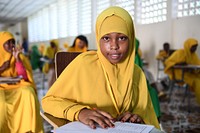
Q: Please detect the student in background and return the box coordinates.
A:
[39,43,45,55]
[42,6,159,129]
[156,42,171,61]
[21,37,29,55]
[0,31,43,133]
[67,35,88,52]
[42,39,59,88]
[156,42,173,89]
[164,38,200,104]
[30,45,43,71]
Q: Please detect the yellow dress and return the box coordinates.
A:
[164,38,200,104]
[42,6,159,129]
[0,31,44,133]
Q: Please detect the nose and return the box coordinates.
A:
[110,39,119,50]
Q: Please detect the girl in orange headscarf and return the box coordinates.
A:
[42,6,159,129]
[0,31,44,133]
[164,38,200,104]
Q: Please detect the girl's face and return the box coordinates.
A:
[190,44,198,53]
[3,39,15,53]
[100,32,129,64]
[76,38,86,49]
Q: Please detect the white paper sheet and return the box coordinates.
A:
[54,121,154,133]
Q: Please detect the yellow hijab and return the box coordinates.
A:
[165,38,200,74]
[96,7,135,113]
[43,39,59,59]
[184,38,199,64]
[42,6,159,128]
[0,31,35,90]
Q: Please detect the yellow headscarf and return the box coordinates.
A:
[165,38,200,74]
[0,32,14,67]
[184,38,199,64]
[42,6,159,128]
[96,6,135,114]
[0,31,35,90]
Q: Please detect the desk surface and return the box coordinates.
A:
[0,76,22,84]
[173,64,200,69]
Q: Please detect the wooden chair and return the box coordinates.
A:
[55,52,81,78]
[40,51,81,130]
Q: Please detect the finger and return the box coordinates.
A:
[120,113,132,122]
[87,119,96,129]
[102,117,115,128]
[96,109,115,121]
[91,116,108,129]
[129,114,138,123]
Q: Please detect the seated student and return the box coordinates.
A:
[42,6,159,129]
[0,31,43,132]
[156,42,172,89]
[67,35,88,52]
[42,39,59,88]
[156,42,171,61]
[164,38,200,104]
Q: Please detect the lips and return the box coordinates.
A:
[110,53,121,60]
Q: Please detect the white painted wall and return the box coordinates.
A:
[3,11,200,81]
[135,16,200,80]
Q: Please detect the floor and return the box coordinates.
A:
[33,69,200,133]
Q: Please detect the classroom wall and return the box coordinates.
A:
[135,16,200,80]
[3,15,200,81]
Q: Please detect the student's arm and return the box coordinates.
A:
[0,61,10,74]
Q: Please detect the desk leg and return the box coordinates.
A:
[168,80,175,103]
[42,73,45,96]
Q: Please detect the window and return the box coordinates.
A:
[137,0,167,24]
[96,0,111,16]
[68,0,78,36]
[176,0,200,18]
[49,3,58,39]
[58,0,68,38]
[114,0,135,19]
[79,0,92,34]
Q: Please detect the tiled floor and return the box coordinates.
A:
[33,69,200,133]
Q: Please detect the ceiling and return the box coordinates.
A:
[0,0,57,27]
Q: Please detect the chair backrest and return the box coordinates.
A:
[55,52,81,79]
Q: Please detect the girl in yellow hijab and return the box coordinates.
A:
[164,38,200,104]
[42,6,159,129]
[0,31,43,133]
[42,39,59,88]
[67,35,88,52]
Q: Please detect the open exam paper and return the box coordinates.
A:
[54,121,155,133]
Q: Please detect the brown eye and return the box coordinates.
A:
[118,36,128,41]
[102,36,110,41]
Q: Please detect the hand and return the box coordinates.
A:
[78,108,115,129]
[0,61,10,72]
[117,111,144,124]
[12,47,22,61]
